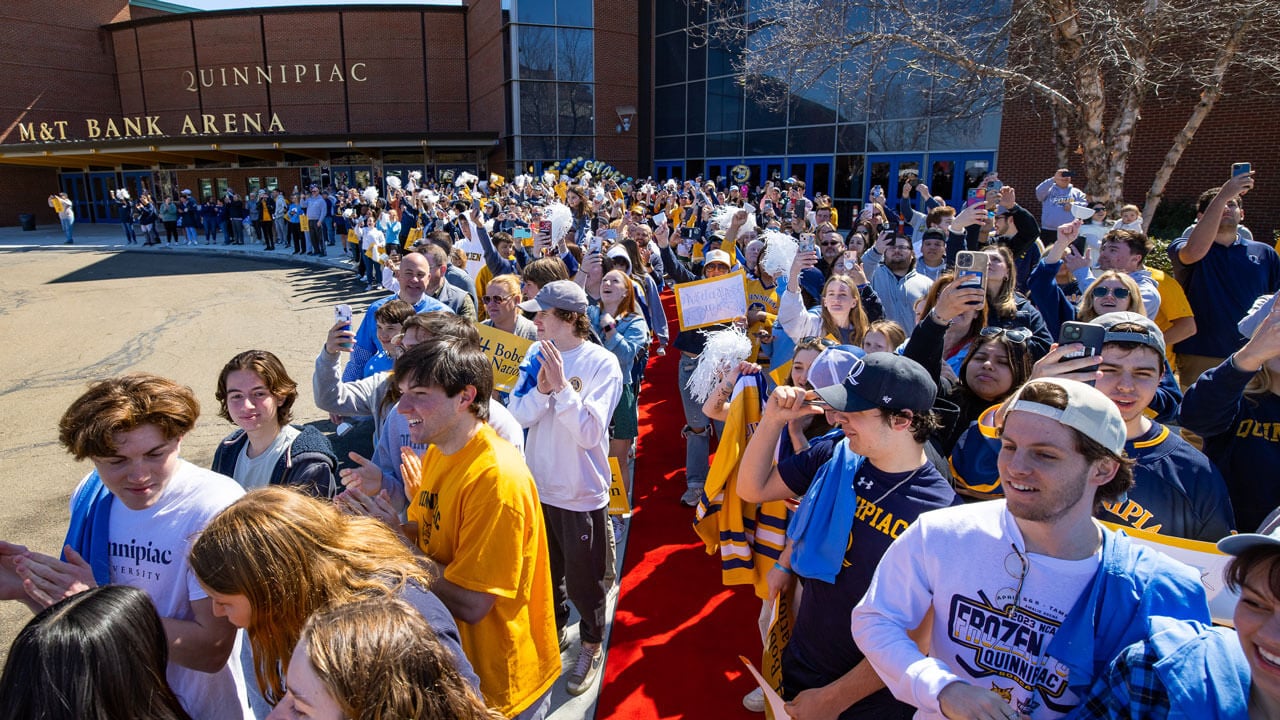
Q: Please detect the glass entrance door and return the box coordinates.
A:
[739,157,783,195]
[865,154,924,203]
[654,161,684,182]
[60,173,87,221]
[926,153,994,205]
[785,156,833,198]
[87,171,121,223]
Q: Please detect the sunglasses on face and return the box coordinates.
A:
[482,294,513,304]
[978,326,1032,343]
[1091,286,1131,300]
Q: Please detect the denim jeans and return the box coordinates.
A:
[60,215,74,241]
[678,355,712,491]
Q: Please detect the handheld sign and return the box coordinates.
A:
[673,269,748,331]
[475,324,534,393]
[608,457,631,517]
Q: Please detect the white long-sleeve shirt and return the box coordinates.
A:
[507,340,622,511]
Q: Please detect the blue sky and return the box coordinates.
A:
[177,0,461,9]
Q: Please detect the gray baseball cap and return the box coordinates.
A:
[518,280,589,314]
[1002,377,1126,455]
[1091,311,1167,360]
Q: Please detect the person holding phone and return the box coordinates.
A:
[904,278,1035,458]
[1168,172,1279,391]
[1035,168,1087,245]
[861,231,934,333]
[1022,314,1232,542]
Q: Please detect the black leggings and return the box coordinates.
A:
[163,220,178,243]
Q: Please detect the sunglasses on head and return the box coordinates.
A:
[1091,286,1131,300]
[799,336,838,348]
[978,326,1032,343]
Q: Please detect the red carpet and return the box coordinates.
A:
[597,294,762,720]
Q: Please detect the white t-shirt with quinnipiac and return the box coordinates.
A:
[84,460,252,719]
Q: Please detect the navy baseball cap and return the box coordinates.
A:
[813,352,936,414]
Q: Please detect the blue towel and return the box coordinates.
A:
[61,471,114,586]
[511,348,543,398]
[787,437,864,584]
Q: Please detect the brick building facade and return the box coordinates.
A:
[0,0,1272,241]
[0,1,640,227]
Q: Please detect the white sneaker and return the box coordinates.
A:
[743,687,766,713]
[566,643,602,696]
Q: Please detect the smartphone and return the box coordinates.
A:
[334,304,354,350]
[1233,162,1252,177]
[987,179,1003,192]
[1059,321,1106,359]
[334,304,353,328]
[680,226,702,240]
[798,233,816,254]
[588,234,602,254]
[601,229,617,241]
[955,251,989,294]
[965,187,987,207]
[538,220,552,234]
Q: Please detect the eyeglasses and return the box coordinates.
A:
[1005,543,1030,611]
[1091,286,1131,300]
[820,241,844,247]
[799,336,838,348]
[978,326,1032,343]
[482,294,513,304]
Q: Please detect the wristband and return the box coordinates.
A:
[773,562,793,575]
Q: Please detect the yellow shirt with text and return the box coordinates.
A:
[408,424,559,716]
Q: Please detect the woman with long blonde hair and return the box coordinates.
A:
[274,596,501,720]
[780,248,883,347]
[188,487,479,708]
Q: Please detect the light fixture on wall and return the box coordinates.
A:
[615,105,636,134]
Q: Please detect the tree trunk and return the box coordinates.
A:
[1141,15,1249,230]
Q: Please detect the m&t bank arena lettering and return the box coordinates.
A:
[16,113,286,142]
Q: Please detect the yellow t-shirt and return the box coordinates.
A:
[474,264,494,322]
[1150,267,1193,365]
[408,424,560,716]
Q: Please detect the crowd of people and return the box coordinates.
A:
[6,163,1280,720]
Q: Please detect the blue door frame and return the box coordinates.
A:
[785,156,833,199]
[60,174,88,221]
[654,161,684,182]
[87,171,122,223]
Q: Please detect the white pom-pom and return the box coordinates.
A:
[409,170,422,182]
[386,175,402,191]
[542,171,557,187]
[686,327,753,404]
[545,203,574,246]
[759,229,799,280]
[454,171,478,188]
[422,189,439,204]
[515,174,529,188]
[711,202,756,236]
[342,208,354,219]
[115,189,131,202]
[361,187,379,205]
